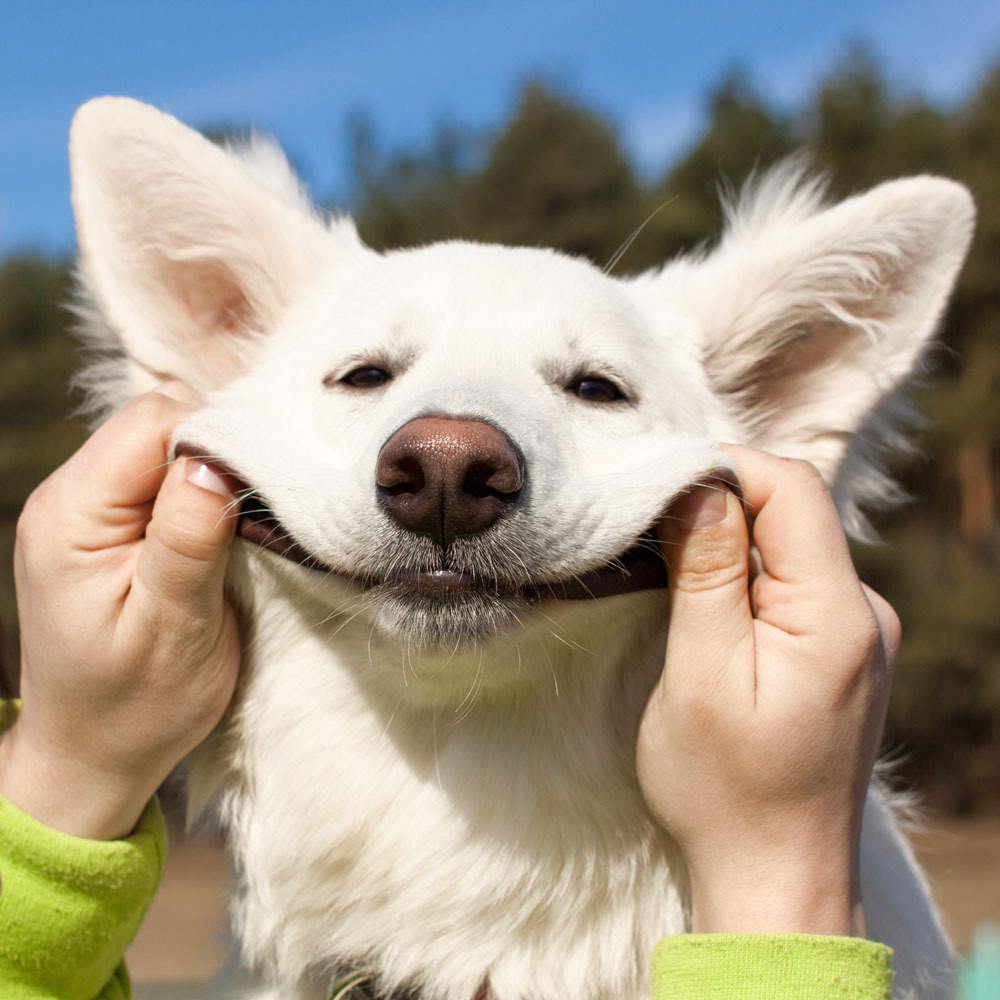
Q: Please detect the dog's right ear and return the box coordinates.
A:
[71,97,365,392]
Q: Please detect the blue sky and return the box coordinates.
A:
[2,0,998,255]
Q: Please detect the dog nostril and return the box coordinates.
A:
[463,460,522,500]
[376,416,524,544]
[377,456,425,496]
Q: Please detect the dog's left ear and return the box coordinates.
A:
[634,165,974,531]
[70,97,366,393]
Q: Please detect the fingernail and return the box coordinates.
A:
[186,458,235,497]
[673,485,730,530]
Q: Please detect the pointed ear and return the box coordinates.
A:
[642,164,974,530]
[71,97,365,391]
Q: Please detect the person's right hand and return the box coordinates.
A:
[636,446,899,936]
[0,386,241,840]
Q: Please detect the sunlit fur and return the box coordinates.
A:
[70,97,973,1000]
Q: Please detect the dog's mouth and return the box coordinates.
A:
[178,445,670,602]
[235,497,668,601]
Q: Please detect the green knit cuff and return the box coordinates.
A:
[0,791,167,999]
[652,934,894,1000]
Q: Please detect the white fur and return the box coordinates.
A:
[68,97,974,1000]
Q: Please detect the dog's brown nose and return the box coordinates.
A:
[376,416,524,546]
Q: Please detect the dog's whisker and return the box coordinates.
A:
[432,706,443,789]
[452,648,485,722]
[603,198,677,275]
[537,637,560,699]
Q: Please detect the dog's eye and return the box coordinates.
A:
[341,366,391,389]
[569,376,625,404]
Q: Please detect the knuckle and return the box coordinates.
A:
[826,606,885,698]
[668,524,748,595]
[672,552,747,594]
[15,486,50,552]
[784,457,829,492]
[882,602,902,647]
[121,390,185,431]
[868,588,902,646]
[152,511,222,565]
[675,568,746,599]
[845,604,882,656]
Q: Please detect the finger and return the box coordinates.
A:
[47,392,196,546]
[151,380,200,405]
[657,484,755,688]
[132,457,240,617]
[719,445,859,598]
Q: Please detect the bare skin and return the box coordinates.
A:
[638,445,898,936]
[0,385,240,840]
[0,400,896,939]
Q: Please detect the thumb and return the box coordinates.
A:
[657,485,754,679]
[134,457,240,615]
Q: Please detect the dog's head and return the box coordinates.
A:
[69,98,974,652]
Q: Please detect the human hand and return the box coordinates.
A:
[0,386,241,840]
[636,445,899,936]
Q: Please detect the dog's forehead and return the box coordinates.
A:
[383,240,613,296]
[309,240,656,354]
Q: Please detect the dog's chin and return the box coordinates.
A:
[365,575,531,647]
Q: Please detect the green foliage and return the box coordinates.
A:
[0,255,87,678]
[353,81,643,264]
[646,69,796,261]
[2,48,998,808]
[465,82,641,260]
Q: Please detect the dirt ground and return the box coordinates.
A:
[908,817,1000,951]
[128,816,1000,991]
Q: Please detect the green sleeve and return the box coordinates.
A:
[652,933,894,1000]
[0,790,167,1000]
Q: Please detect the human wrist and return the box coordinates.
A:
[688,850,865,937]
[0,721,154,840]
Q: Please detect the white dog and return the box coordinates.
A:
[68,97,973,1000]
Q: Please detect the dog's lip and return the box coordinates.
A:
[234,501,669,601]
[235,503,668,600]
[370,544,668,600]
[237,507,324,568]
[174,442,329,570]
[526,540,667,600]
[174,442,739,601]
[383,569,489,594]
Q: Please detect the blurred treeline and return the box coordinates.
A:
[1,48,997,812]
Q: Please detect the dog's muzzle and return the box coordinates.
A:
[173,440,681,600]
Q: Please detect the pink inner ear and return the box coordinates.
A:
[158,257,253,334]
[724,319,871,414]
[141,254,260,385]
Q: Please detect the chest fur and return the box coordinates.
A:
[193,548,687,1000]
